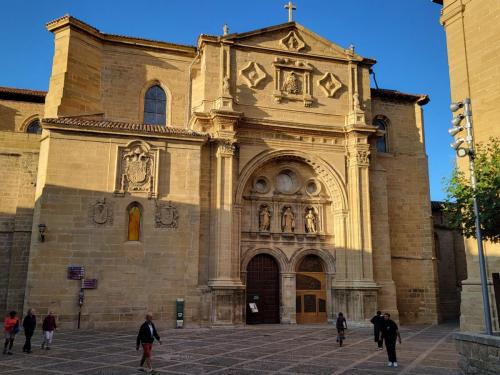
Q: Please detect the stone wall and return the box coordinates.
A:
[0,98,44,132]
[0,131,39,314]
[370,98,438,324]
[24,129,206,328]
[439,0,500,331]
[454,332,500,375]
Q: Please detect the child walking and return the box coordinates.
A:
[41,311,56,350]
[3,311,19,355]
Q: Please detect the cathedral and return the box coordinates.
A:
[0,13,439,328]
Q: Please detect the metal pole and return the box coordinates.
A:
[463,98,493,335]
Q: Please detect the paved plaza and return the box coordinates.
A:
[0,323,461,374]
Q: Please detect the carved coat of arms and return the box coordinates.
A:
[115,141,158,198]
[88,198,113,226]
[155,201,178,229]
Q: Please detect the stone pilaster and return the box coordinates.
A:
[281,272,296,324]
[345,131,374,281]
[208,110,244,325]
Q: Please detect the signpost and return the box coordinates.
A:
[67,266,98,329]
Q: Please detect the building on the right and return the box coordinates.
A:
[433,0,500,331]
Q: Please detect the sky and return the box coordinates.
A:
[0,0,455,200]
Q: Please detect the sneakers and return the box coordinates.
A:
[378,346,384,350]
[387,362,393,367]
[393,362,398,368]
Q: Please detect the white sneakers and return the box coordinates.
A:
[393,362,398,367]
[388,362,393,367]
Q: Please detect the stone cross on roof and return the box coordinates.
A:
[284,1,296,22]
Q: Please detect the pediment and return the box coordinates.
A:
[224,22,364,61]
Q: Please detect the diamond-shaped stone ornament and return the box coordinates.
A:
[240,61,267,88]
[318,72,342,97]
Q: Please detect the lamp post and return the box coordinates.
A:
[449,98,493,335]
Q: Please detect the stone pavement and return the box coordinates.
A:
[0,323,462,374]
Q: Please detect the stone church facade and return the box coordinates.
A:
[1,15,439,328]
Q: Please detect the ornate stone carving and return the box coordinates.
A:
[348,149,370,166]
[318,72,342,98]
[272,58,313,107]
[259,205,271,232]
[282,72,301,94]
[304,207,318,234]
[88,198,113,226]
[281,206,295,233]
[240,61,267,88]
[155,200,178,229]
[115,140,159,198]
[280,30,306,52]
[215,139,237,157]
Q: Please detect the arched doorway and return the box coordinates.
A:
[296,255,327,324]
[246,254,280,324]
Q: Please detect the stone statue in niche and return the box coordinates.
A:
[281,206,295,233]
[304,208,317,234]
[259,206,271,232]
[282,72,300,94]
[88,198,113,226]
[222,75,230,95]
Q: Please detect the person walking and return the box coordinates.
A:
[335,312,348,346]
[136,312,162,374]
[370,310,384,350]
[41,311,56,350]
[380,313,401,367]
[22,309,36,353]
[3,311,20,355]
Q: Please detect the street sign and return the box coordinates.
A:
[68,266,85,280]
[82,279,98,289]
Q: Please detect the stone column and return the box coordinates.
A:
[281,272,296,324]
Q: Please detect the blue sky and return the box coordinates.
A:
[0,0,454,200]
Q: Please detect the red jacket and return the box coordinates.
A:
[3,317,18,333]
[42,315,56,331]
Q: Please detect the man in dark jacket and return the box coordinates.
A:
[380,313,402,368]
[136,312,161,373]
[370,310,383,349]
[22,309,36,353]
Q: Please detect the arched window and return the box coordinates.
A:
[144,85,166,125]
[26,119,41,134]
[373,116,389,153]
[127,203,142,241]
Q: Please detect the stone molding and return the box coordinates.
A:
[279,30,307,52]
[239,61,267,89]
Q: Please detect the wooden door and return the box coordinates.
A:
[246,254,280,324]
[296,255,327,324]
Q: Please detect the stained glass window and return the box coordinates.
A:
[26,119,41,134]
[373,117,389,153]
[144,85,166,125]
[128,204,141,241]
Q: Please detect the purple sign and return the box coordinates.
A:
[68,266,85,280]
[82,279,98,289]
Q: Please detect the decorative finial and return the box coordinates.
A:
[223,24,229,36]
[348,43,355,54]
[284,1,296,22]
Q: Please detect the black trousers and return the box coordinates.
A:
[374,329,382,348]
[384,337,397,362]
[23,333,33,352]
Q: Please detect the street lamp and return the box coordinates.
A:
[449,98,493,335]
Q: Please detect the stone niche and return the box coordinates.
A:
[241,158,331,240]
[272,58,314,107]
